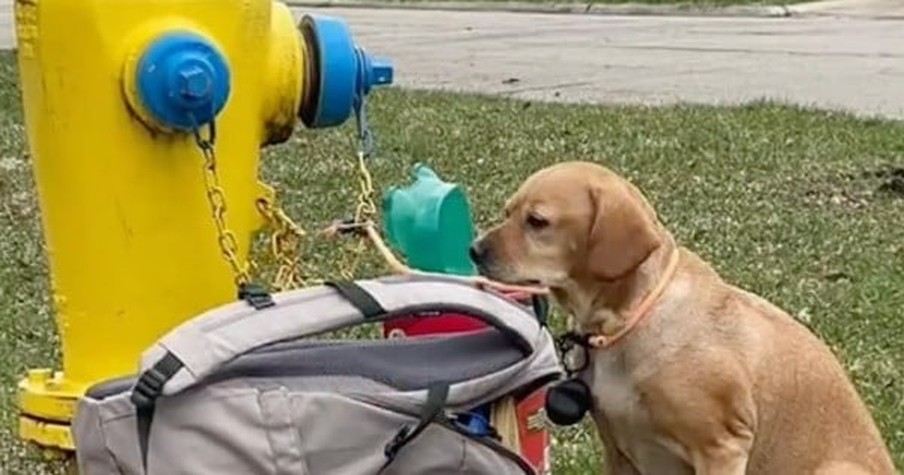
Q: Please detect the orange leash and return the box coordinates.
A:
[322,220,550,297]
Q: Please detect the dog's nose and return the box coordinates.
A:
[469,241,487,264]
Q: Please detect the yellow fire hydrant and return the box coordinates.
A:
[13,0,392,452]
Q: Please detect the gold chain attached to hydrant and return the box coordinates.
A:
[334,150,381,280]
[256,196,308,291]
[192,119,549,302]
[191,119,309,292]
[190,91,384,294]
[354,151,378,223]
[194,125,254,288]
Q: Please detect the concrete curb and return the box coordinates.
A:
[286,0,794,19]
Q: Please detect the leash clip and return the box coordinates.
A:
[556,331,592,376]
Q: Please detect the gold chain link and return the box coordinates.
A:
[337,151,380,279]
[197,140,254,288]
[195,123,545,300]
[354,151,378,223]
[194,94,381,291]
[256,197,308,291]
[189,115,311,294]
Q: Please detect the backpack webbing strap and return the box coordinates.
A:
[531,295,550,327]
[237,282,276,310]
[130,352,185,470]
[324,280,386,319]
[378,382,450,474]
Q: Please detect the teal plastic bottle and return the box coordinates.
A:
[381,163,552,470]
[381,162,490,434]
[382,163,477,276]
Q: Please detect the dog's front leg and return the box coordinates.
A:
[643,355,757,475]
[592,412,641,475]
[689,437,752,475]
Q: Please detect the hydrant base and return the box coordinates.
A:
[18,369,83,452]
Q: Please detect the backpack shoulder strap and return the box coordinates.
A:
[323,280,386,319]
[134,274,546,399]
[129,275,559,470]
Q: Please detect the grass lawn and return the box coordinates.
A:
[1,49,903,473]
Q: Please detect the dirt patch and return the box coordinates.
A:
[874,166,904,197]
[804,165,904,209]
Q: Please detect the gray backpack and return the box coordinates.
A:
[71,274,563,474]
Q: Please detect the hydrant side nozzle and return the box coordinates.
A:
[370,57,394,88]
[355,47,394,97]
[296,14,394,129]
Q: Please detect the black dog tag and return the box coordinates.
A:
[544,378,592,426]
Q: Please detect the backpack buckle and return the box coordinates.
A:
[238,282,275,310]
[383,425,411,459]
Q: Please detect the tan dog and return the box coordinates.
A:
[470,161,895,475]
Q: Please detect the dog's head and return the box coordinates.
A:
[470,161,663,288]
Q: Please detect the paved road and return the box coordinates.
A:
[0,0,10,51]
[2,0,902,119]
[297,7,904,119]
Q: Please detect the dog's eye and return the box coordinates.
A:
[526,213,549,230]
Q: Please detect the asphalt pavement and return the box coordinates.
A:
[1,0,902,119]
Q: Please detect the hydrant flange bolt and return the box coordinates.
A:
[26,369,52,384]
[134,31,231,131]
[178,65,213,101]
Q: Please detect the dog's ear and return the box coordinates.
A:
[586,184,661,280]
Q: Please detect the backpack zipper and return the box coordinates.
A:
[436,417,537,475]
[366,399,537,475]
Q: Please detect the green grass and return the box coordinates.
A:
[1,49,903,473]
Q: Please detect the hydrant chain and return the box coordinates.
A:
[354,96,374,160]
[191,118,253,288]
[254,196,309,291]
[352,92,379,223]
[332,93,382,280]
[354,150,378,223]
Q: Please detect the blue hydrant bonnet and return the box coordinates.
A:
[135,31,231,131]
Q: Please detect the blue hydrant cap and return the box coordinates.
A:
[299,14,394,128]
[135,32,231,131]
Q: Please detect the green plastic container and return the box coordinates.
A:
[382,163,477,276]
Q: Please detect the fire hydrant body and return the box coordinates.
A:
[14,0,392,451]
